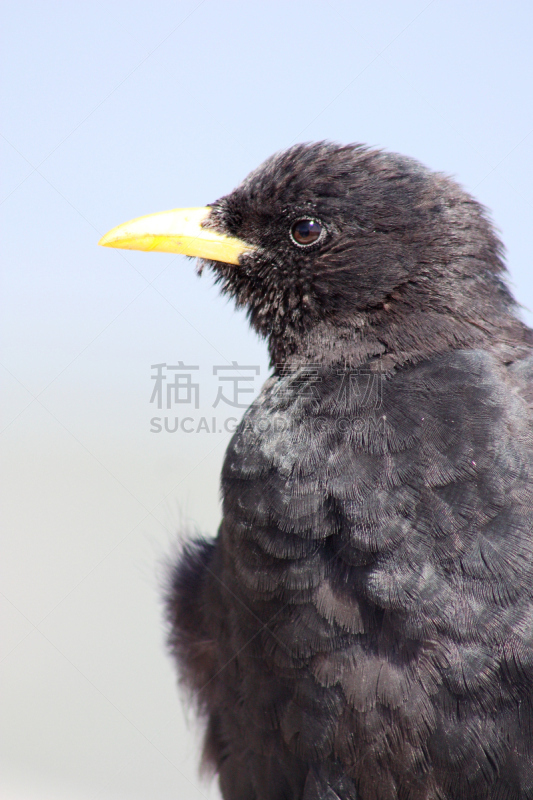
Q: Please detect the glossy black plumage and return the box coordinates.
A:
[165,143,533,799]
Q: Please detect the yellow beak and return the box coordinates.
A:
[98,207,254,266]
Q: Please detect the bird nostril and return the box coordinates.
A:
[290,218,323,246]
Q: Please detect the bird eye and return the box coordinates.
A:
[290,218,323,246]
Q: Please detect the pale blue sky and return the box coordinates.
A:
[2,2,533,798]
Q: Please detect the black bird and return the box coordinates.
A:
[100,143,533,800]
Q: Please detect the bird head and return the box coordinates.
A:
[100,142,521,367]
